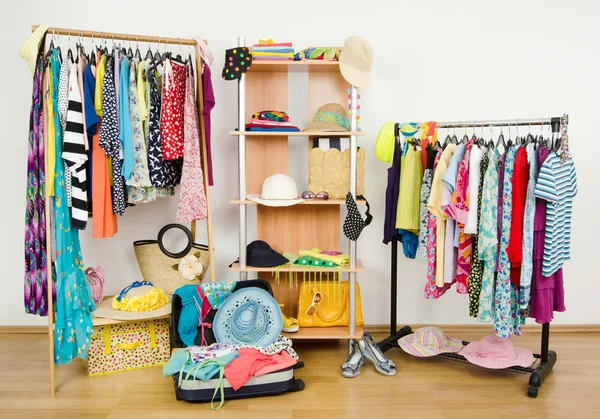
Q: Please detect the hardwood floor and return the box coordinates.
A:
[1,331,599,418]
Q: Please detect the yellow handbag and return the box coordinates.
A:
[297,281,364,327]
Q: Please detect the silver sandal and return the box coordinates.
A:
[341,340,365,378]
[359,333,396,376]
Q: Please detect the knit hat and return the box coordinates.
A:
[304,103,350,132]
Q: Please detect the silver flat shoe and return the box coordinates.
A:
[341,341,365,378]
[359,333,396,376]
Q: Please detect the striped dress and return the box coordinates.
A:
[534,153,578,277]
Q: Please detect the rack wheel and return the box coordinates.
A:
[291,378,305,392]
[528,386,538,398]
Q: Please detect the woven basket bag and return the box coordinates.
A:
[133,224,209,295]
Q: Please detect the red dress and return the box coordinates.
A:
[160,60,186,160]
[507,147,529,287]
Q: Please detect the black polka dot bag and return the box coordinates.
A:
[343,192,373,241]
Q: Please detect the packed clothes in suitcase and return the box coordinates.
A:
[165,279,305,408]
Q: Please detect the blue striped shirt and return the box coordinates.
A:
[534,153,578,277]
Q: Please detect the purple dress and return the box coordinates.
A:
[529,147,566,323]
[24,53,51,316]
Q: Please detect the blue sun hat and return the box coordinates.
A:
[213,287,282,347]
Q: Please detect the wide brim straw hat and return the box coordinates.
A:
[213,287,282,347]
[303,103,350,132]
[339,36,373,88]
[398,326,463,357]
[93,284,171,321]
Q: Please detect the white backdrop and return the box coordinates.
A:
[1,0,598,326]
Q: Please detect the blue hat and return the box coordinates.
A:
[213,287,282,347]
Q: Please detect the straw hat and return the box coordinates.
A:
[339,36,373,88]
[398,326,463,357]
[247,174,305,206]
[459,335,535,369]
[93,282,171,321]
[303,103,350,132]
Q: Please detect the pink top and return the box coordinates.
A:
[224,348,296,390]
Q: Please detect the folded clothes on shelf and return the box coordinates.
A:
[253,39,294,60]
[245,110,299,131]
[294,47,340,61]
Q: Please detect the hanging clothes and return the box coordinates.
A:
[177,64,208,222]
[383,134,401,245]
[468,153,489,317]
[418,147,437,258]
[24,53,50,316]
[396,143,423,234]
[477,149,500,322]
[126,59,154,204]
[427,144,456,287]
[119,57,134,180]
[493,146,525,338]
[529,147,567,323]
[424,148,451,299]
[519,143,538,309]
[507,147,530,287]
[99,55,126,216]
[161,59,186,160]
[202,64,216,186]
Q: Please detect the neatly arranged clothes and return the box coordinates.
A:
[252,40,294,60]
[381,122,576,336]
[245,110,300,131]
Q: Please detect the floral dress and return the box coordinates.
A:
[519,143,538,309]
[493,146,525,338]
[24,53,50,316]
[477,149,500,322]
[125,59,155,204]
[424,149,451,299]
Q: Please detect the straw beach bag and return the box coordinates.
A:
[133,224,210,295]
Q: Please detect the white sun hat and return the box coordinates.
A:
[247,174,305,207]
[339,36,373,88]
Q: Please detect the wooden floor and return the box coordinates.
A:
[1,331,599,418]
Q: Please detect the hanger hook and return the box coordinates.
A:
[516,119,519,137]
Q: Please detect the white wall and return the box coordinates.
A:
[1,0,598,326]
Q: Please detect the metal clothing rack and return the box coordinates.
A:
[376,116,564,399]
[32,25,215,395]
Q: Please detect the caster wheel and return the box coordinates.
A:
[528,386,538,398]
[291,378,305,392]
[176,395,182,401]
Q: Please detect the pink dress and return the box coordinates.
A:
[176,65,208,222]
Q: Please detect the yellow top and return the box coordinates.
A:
[396,146,423,234]
[47,66,56,197]
[137,60,148,123]
[298,249,350,266]
[94,55,107,116]
[427,144,456,286]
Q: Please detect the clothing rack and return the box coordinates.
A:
[376,116,563,399]
[33,25,215,395]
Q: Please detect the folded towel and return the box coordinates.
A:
[298,248,349,266]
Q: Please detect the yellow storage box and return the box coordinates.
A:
[85,318,170,376]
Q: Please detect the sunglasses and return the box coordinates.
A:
[306,291,323,317]
[301,191,329,200]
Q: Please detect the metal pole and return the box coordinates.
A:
[237,36,247,281]
[390,240,398,336]
[418,118,553,129]
[348,85,358,336]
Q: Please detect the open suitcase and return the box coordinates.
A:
[170,279,305,403]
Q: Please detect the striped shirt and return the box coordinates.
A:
[62,64,88,230]
[534,153,578,277]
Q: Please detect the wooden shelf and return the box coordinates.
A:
[230,197,366,206]
[249,60,341,73]
[229,131,367,137]
[230,260,365,273]
[92,314,170,327]
[282,326,363,339]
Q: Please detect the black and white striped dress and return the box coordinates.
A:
[62,64,88,229]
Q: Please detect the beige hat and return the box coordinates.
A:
[303,103,350,132]
[93,283,171,321]
[19,25,48,75]
[247,174,305,206]
[339,36,373,88]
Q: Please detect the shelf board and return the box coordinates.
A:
[229,131,366,137]
[249,60,341,73]
[282,326,363,339]
[230,197,366,206]
[92,314,170,327]
[230,260,365,273]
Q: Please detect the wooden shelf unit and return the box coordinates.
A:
[230,260,366,273]
[282,326,364,340]
[233,36,363,343]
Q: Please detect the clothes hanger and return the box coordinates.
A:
[66,31,74,63]
[145,37,154,61]
[486,124,495,150]
[127,37,134,60]
[451,125,458,144]
[461,123,469,144]
[134,37,143,61]
[525,121,536,146]
[470,122,478,144]
[506,122,514,148]
[442,127,453,148]
[495,125,506,149]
